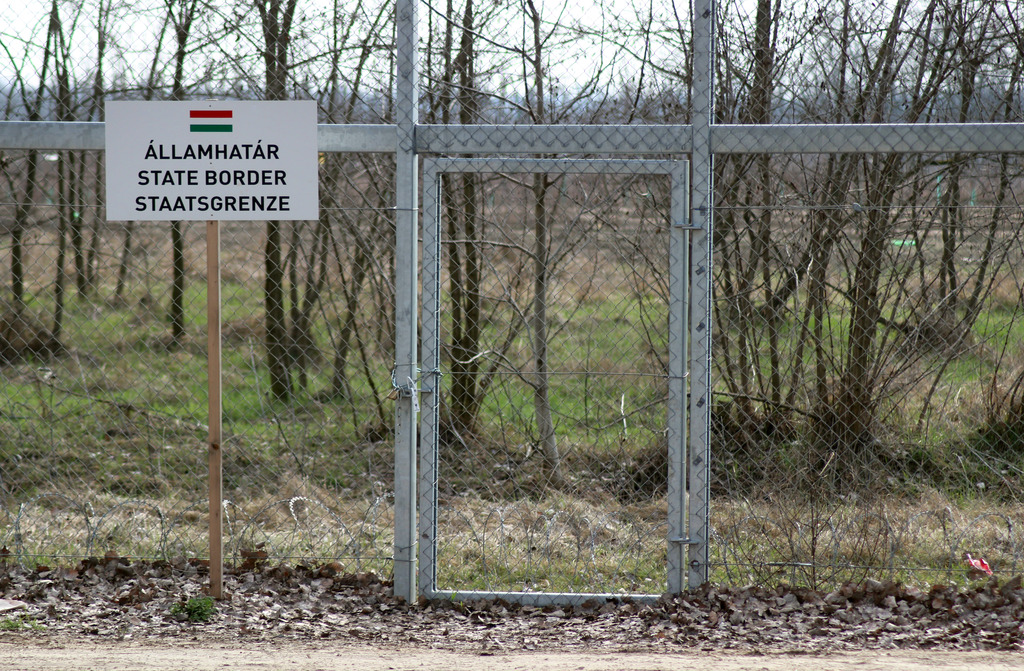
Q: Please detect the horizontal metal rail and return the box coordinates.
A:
[710,123,1024,154]
[417,124,692,154]
[5,121,1024,155]
[424,589,663,608]
[0,121,396,152]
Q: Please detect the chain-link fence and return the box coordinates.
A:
[700,0,1024,591]
[4,0,1024,600]
[1,150,400,574]
[709,148,1024,589]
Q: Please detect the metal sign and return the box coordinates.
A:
[105,100,318,221]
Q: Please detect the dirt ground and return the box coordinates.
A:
[2,640,1023,671]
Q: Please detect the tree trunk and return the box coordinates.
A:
[531,172,564,488]
[525,0,563,487]
[167,0,196,346]
[447,0,484,434]
[257,0,299,401]
[265,222,292,400]
[170,222,186,343]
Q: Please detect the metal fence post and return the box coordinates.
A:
[417,160,442,598]
[667,162,690,594]
[688,0,715,589]
[392,0,420,602]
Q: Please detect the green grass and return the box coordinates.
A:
[170,596,216,623]
[0,613,44,631]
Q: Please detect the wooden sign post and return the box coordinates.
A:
[206,219,223,598]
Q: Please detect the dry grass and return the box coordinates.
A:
[5,468,1023,595]
[712,491,1023,590]
[6,484,394,575]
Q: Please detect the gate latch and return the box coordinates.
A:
[389,368,421,414]
[398,377,421,414]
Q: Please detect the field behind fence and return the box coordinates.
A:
[4,0,1024,598]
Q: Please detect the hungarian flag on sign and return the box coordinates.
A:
[190,109,233,133]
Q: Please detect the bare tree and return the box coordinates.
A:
[115,6,172,304]
[8,0,60,311]
[51,0,75,341]
[702,0,1024,495]
[167,0,200,346]
[523,0,565,487]
[438,0,486,434]
[256,0,300,401]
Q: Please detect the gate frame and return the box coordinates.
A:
[417,156,693,606]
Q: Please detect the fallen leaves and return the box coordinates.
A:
[0,598,28,613]
[0,558,1022,652]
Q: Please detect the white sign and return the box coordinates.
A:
[105,100,318,221]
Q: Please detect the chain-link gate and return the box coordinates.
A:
[417,157,693,604]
